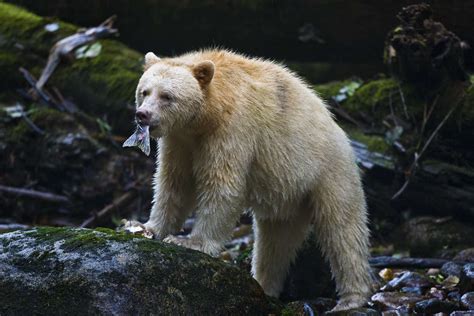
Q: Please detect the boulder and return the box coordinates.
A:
[0,227,279,315]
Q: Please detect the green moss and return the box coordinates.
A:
[0,3,142,135]
[3,107,73,143]
[345,127,391,153]
[343,78,423,119]
[0,2,76,52]
[314,79,355,101]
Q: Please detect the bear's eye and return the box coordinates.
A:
[160,92,172,102]
[142,90,149,97]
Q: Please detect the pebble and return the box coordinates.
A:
[381,271,433,292]
[414,298,458,314]
[441,262,463,278]
[430,287,446,300]
[449,312,474,316]
[371,292,424,310]
[460,264,474,292]
[461,292,474,310]
[325,307,381,316]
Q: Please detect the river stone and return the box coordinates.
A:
[381,271,433,292]
[371,292,424,310]
[461,292,474,310]
[0,227,278,315]
[413,298,458,314]
[325,307,381,316]
[460,264,474,293]
[442,262,463,278]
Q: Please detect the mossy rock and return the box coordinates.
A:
[0,227,279,315]
[0,2,142,135]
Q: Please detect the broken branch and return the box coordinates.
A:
[0,184,70,203]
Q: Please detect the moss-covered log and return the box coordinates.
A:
[0,2,142,135]
[0,227,279,315]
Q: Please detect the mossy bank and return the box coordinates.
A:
[0,2,142,135]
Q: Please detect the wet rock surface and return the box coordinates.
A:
[381,271,433,292]
[460,292,474,310]
[0,227,278,315]
[414,298,458,314]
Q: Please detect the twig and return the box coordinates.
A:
[369,256,468,268]
[36,15,118,90]
[392,98,462,200]
[80,175,149,228]
[0,184,70,203]
[22,110,45,135]
[397,83,409,119]
[79,190,137,228]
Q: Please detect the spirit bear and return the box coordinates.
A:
[127,49,372,310]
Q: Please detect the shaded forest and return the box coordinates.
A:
[0,1,473,315]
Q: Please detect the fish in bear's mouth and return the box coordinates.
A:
[123,124,151,156]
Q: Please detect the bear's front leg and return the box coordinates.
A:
[142,139,196,239]
[164,132,249,256]
[163,172,244,256]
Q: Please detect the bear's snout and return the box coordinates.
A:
[136,109,151,126]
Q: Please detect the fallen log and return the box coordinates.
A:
[369,256,469,268]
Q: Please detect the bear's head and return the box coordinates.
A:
[135,52,215,138]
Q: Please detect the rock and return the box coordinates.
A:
[442,262,463,278]
[393,217,474,257]
[460,264,474,293]
[371,292,424,310]
[381,308,410,316]
[414,298,459,314]
[454,249,474,263]
[450,312,474,316]
[0,228,279,315]
[325,308,381,316]
[400,287,424,295]
[381,271,433,292]
[461,292,474,310]
[283,298,336,315]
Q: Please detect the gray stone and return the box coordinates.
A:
[381,271,433,292]
[414,298,458,314]
[442,262,463,278]
[0,227,278,315]
[325,307,381,316]
[461,292,474,310]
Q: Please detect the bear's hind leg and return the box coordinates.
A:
[251,210,312,297]
[312,177,373,311]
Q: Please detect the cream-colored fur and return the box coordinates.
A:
[129,49,372,310]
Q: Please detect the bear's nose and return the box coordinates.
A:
[135,109,151,125]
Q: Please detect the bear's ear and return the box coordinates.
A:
[192,60,215,86]
[143,52,161,71]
